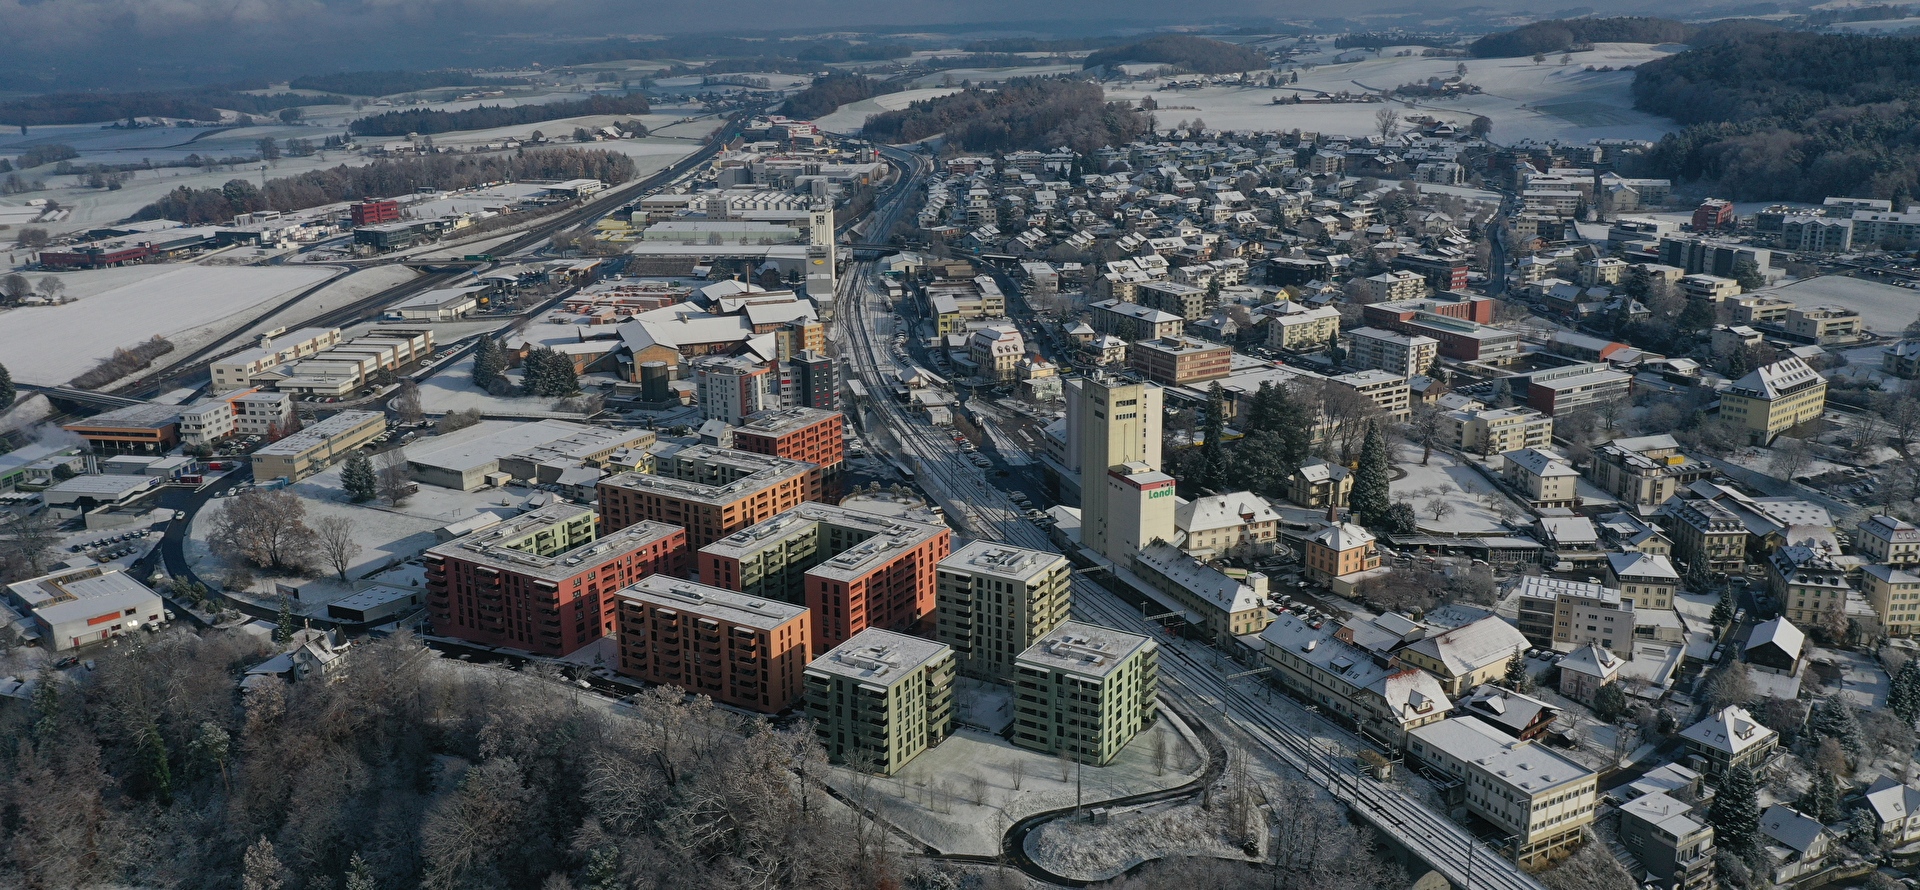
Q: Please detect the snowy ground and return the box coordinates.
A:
[1025,797,1257,881]
[415,355,596,419]
[903,65,1082,87]
[1805,646,1891,710]
[827,717,1204,856]
[815,88,968,133]
[186,425,549,612]
[0,264,336,385]
[253,265,421,332]
[1391,450,1519,534]
[1095,42,1680,145]
[1764,276,1920,337]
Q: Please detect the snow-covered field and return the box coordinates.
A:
[1391,450,1519,534]
[1765,276,1920,335]
[903,65,1082,87]
[1101,42,1680,145]
[415,354,596,419]
[828,718,1203,856]
[814,88,967,133]
[1026,798,1255,881]
[0,264,336,385]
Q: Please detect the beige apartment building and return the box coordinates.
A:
[1408,717,1598,864]
[1502,447,1579,510]
[1857,515,1920,567]
[1863,565,1920,637]
[249,410,386,482]
[1720,356,1827,445]
[1452,406,1553,455]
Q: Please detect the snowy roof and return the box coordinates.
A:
[1618,792,1705,839]
[1607,551,1679,582]
[6,567,160,628]
[1726,356,1823,401]
[1460,685,1558,736]
[1557,643,1622,680]
[1401,616,1528,678]
[615,576,808,631]
[1864,777,1920,827]
[1513,575,1621,605]
[1135,541,1266,614]
[1504,447,1577,478]
[807,629,950,687]
[1759,805,1826,855]
[1535,516,1598,546]
[1310,521,1376,551]
[1744,617,1804,662]
[1016,620,1154,680]
[939,541,1066,584]
[1177,491,1279,535]
[1370,669,1449,723]
[1408,717,1594,795]
[1294,459,1349,484]
[1680,706,1776,757]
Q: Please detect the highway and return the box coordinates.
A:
[838,146,1545,890]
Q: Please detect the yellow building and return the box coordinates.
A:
[1719,356,1827,445]
[1864,565,1920,636]
[1265,302,1342,351]
[1857,515,1920,567]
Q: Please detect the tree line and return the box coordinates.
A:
[862,78,1151,154]
[131,148,639,224]
[289,70,525,97]
[0,88,347,127]
[1083,35,1269,74]
[1630,30,1920,200]
[1467,17,1702,58]
[347,95,651,137]
[779,74,900,121]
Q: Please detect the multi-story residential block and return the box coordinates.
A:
[1305,521,1380,586]
[1128,336,1232,386]
[699,503,951,651]
[1766,542,1853,626]
[1618,793,1717,890]
[1862,565,1920,637]
[425,504,688,656]
[233,391,295,437]
[1265,302,1342,351]
[1720,356,1827,446]
[1289,459,1351,508]
[208,326,343,392]
[1856,515,1920,567]
[1513,576,1634,650]
[1450,406,1553,455]
[1134,280,1211,322]
[1330,369,1412,420]
[1525,363,1633,415]
[935,542,1072,682]
[1884,340,1920,380]
[612,576,812,713]
[731,407,845,502]
[1783,306,1863,344]
[1607,551,1680,610]
[1089,298,1184,342]
[597,446,815,549]
[1398,312,1522,364]
[1346,327,1438,377]
[804,629,955,775]
[1657,498,1748,575]
[1011,621,1159,766]
[967,324,1026,382]
[1365,269,1428,302]
[249,410,387,482]
[1259,612,1451,747]
[1588,435,1710,509]
[1679,706,1778,779]
[1407,717,1598,863]
[1501,447,1579,509]
[1176,492,1279,557]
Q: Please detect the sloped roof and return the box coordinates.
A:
[1177,491,1280,534]
[1402,616,1528,677]
[1744,617,1804,662]
[1680,706,1776,757]
[1369,669,1450,723]
[1727,356,1823,401]
[1864,776,1920,826]
[1505,447,1578,477]
[1759,804,1826,854]
[1310,522,1376,551]
[1557,643,1621,680]
[1608,550,1679,581]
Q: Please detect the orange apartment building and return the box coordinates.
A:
[731,407,846,501]
[424,503,688,656]
[613,576,813,713]
[699,503,952,650]
[597,445,816,549]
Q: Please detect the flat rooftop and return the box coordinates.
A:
[737,406,841,437]
[7,567,158,626]
[615,576,808,631]
[408,419,598,474]
[939,541,1067,585]
[807,628,949,686]
[602,446,815,506]
[1016,620,1152,679]
[1412,717,1594,796]
[255,410,382,457]
[430,504,680,581]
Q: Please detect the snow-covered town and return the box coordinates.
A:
[5,19,1920,890]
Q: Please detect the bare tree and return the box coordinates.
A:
[314,515,362,582]
[378,449,414,506]
[1410,404,1445,464]
[1,507,61,581]
[1769,438,1814,482]
[393,379,424,425]
[207,489,318,572]
[1424,497,1455,522]
[1374,106,1399,141]
[35,276,65,300]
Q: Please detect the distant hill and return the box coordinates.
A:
[861,78,1149,154]
[1082,35,1269,74]
[780,74,900,120]
[1467,17,1696,57]
[289,70,525,97]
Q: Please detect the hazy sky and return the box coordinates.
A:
[0,0,1676,86]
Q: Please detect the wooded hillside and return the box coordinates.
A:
[1083,35,1269,74]
[861,78,1150,153]
[1468,17,1696,57]
[348,95,650,137]
[780,74,901,120]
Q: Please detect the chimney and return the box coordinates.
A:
[1327,502,1339,524]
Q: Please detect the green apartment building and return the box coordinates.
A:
[1012,621,1159,766]
[804,628,955,775]
[935,542,1072,682]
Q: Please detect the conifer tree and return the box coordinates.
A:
[1503,648,1533,692]
[1200,383,1228,490]
[1809,694,1862,756]
[1711,587,1735,631]
[472,336,506,390]
[0,360,13,410]
[1890,658,1920,726]
[341,450,378,503]
[1350,420,1393,530]
[1798,767,1842,823]
[1708,765,1761,856]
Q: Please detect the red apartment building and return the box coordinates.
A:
[612,576,813,713]
[425,504,688,656]
[731,407,846,500]
[350,200,402,226]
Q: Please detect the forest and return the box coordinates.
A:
[1466,17,1698,57]
[347,95,651,137]
[861,78,1151,154]
[1630,31,1920,200]
[0,628,1407,890]
[130,148,638,224]
[779,74,900,120]
[289,70,525,97]
[0,88,344,127]
[1082,36,1269,74]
